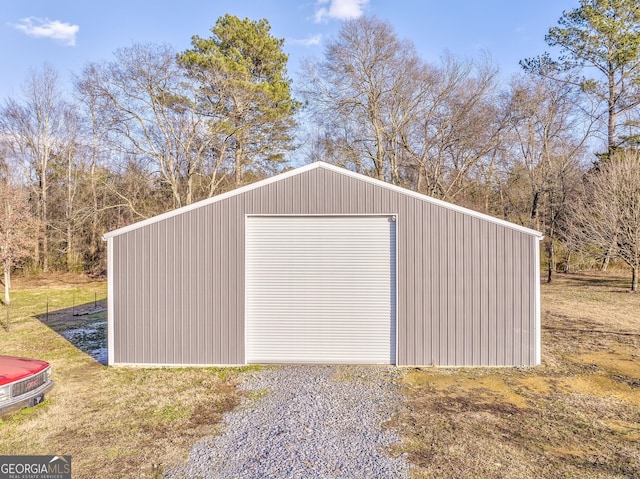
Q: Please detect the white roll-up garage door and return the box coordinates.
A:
[246,216,396,364]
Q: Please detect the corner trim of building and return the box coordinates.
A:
[107,237,115,366]
[534,236,543,365]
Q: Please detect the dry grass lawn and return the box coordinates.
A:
[396,272,640,479]
[0,274,254,479]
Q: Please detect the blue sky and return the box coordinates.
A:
[1,0,578,100]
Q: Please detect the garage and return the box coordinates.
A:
[105,161,542,367]
[245,215,396,364]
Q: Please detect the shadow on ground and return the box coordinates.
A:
[36,299,108,365]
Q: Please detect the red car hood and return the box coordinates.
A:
[0,355,50,385]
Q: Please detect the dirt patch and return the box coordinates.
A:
[396,272,640,479]
[403,370,530,410]
[574,347,640,379]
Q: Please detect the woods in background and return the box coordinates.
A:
[1,1,640,290]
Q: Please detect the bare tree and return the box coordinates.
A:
[77,43,227,211]
[571,150,640,290]
[0,181,38,305]
[301,20,505,208]
[500,74,593,281]
[404,54,505,204]
[300,16,426,182]
[56,105,84,271]
[0,65,76,272]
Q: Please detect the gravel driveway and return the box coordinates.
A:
[164,365,411,478]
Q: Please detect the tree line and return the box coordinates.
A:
[1,1,639,301]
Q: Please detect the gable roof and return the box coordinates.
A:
[103,161,543,239]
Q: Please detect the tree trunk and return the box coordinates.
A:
[4,265,10,307]
[547,239,555,283]
[416,166,424,193]
[67,150,74,272]
[530,190,540,231]
[235,140,244,187]
[371,105,385,181]
[608,70,616,155]
[186,172,193,206]
[601,238,615,271]
[632,266,637,292]
[40,130,50,273]
[89,162,98,261]
[34,195,41,270]
[42,176,49,273]
[66,221,73,272]
[375,154,384,181]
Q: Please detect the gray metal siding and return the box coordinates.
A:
[110,166,539,366]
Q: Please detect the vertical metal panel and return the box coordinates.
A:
[487,223,499,366]
[170,216,182,362]
[107,238,114,365]
[516,236,525,364]
[398,196,411,365]
[454,212,465,365]
[471,218,481,365]
[147,223,157,363]
[433,206,447,364]
[517,235,527,365]
[429,207,439,364]
[524,235,533,363]
[504,229,514,365]
[411,198,423,364]
[446,210,456,365]
[462,215,473,366]
[479,219,489,365]
[233,196,245,361]
[110,165,540,367]
[531,239,537,362]
[495,226,505,365]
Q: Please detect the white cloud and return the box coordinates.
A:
[290,34,322,46]
[12,17,79,46]
[314,0,369,22]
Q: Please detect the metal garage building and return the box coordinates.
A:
[104,161,543,367]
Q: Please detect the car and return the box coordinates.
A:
[0,355,54,417]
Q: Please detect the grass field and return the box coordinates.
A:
[396,272,640,479]
[0,274,254,479]
[1,272,638,478]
